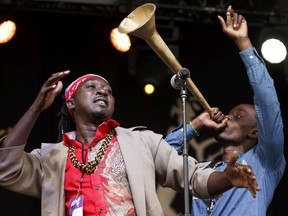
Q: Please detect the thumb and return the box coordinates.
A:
[227,151,238,167]
[54,80,64,95]
[217,15,226,30]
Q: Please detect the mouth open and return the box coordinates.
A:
[93,98,108,106]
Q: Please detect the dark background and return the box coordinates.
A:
[0,0,287,215]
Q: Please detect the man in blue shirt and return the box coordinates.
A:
[165,5,286,216]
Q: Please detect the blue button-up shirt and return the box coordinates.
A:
[165,48,286,216]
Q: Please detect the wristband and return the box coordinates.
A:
[189,121,200,136]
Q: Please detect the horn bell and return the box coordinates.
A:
[118,3,156,40]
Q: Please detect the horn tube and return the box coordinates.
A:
[118,3,212,114]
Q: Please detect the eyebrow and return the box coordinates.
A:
[236,107,255,119]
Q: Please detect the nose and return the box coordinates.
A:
[96,89,108,97]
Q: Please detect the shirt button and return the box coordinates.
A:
[249,55,254,59]
[95,185,100,190]
[98,209,103,214]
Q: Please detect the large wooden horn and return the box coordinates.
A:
[118,3,212,114]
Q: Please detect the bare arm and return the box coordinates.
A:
[1,70,70,148]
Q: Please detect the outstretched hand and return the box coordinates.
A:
[31,70,70,112]
[226,151,260,198]
[217,5,252,51]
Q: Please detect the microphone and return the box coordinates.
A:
[170,68,190,90]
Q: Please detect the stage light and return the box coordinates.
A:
[144,83,155,95]
[261,38,287,64]
[0,20,16,44]
[110,27,131,52]
[259,27,287,64]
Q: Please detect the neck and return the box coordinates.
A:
[75,123,99,146]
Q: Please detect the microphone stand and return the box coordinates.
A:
[171,68,192,216]
[171,68,192,215]
[179,82,192,216]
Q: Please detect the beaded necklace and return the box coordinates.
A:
[69,129,115,174]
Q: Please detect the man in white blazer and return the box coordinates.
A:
[0,71,260,216]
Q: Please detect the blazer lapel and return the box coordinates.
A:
[41,142,67,216]
[115,127,146,216]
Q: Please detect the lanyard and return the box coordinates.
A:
[76,143,86,198]
[207,161,225,215]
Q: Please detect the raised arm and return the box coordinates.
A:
[165,107,227,151]
[1,70,70,148]
[219,6,284,168]
[217,5,252,51]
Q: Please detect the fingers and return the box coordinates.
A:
[212,111,222,119]
[211,107,224,119]
[226,6,233,27]
[228,6,245,29]
[246,172,257,198]
[247,169,261,198]
[237,15,244,27]
[226,152,261,198]
[215,118,228,130]
[249,187,257,198]
[32,70,70,112]
[241,164,260,198]
[39,70,70,101]
[218,5,245,30]
[47,70,70,89]
[232,13,244,29]
[213,112,225,123]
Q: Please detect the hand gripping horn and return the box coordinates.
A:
[118,3,212,114]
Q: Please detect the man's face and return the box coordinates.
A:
[71,77,115,123]
[215,104,257,144]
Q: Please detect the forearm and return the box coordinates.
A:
[1,107,41,148]
[207,171,233,196]
[165,124,197,151]
[234,37,252,51]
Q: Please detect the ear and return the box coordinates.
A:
[248,128,258,139]
[66,99,75,110]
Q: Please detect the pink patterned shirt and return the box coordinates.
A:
[64,120,135,216]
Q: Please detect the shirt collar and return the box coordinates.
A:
[63,119,119,148]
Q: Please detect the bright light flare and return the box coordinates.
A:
[261,38,287,64]
[144,83,155,95]
[0,20,16,44]
[110,27,131,52]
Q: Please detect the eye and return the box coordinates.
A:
[87,84,95,89]
[106,89,112,95]
[235,114,242,118]
[102,86,113,95]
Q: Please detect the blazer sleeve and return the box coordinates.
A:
[139,129,214,198]
[0,138,43,198]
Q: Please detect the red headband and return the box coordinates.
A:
[65,74,108,116]
[65,74,108,101]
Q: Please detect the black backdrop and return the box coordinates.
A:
[0,8,287,216]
